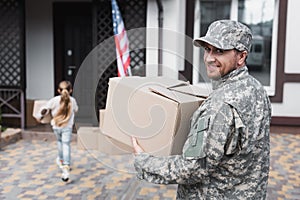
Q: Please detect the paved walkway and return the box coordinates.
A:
[0,131,299,199]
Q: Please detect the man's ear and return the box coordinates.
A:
[238,51,247,66]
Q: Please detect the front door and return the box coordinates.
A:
[53,2,92,94]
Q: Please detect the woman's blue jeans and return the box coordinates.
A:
[53,127,72,166]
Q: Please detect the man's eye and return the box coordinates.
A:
[216,49,224,54]
[204,47,210,52]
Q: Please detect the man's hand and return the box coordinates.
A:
[131,137,145,155]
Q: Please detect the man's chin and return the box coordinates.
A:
[207,73,221,80]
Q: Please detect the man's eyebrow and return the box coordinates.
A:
[202,44,210,48]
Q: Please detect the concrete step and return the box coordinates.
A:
[0,128,22,148]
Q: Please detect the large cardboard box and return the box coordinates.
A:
[101,77,206,156]
[32,100,52,124]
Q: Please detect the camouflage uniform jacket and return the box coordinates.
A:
[134,66,271,200]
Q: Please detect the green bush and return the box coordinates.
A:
[0,108,5,132]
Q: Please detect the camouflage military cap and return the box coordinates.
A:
[193,20,252,52]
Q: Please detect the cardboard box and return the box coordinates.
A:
[32,100,52,124]
[99,109,105,128]
[101,77,206,156]
[98,127,132,154]
[77,127,99,150]
[77,126,132,155]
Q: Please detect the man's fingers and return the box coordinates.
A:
[131,137,144,154]
[131,137,137,146]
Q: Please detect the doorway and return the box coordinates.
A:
[53,2,92,95]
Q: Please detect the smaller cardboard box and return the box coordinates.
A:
[99,109,105,128]
[32,100,52,124]
[98,127,132,155]
[77,126,132,155]
[101,77,206,156]
[77,127,99,150]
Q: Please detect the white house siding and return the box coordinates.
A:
[146,0,186,79]
[272,83,300,117]
[272,0,300,117]
[25,0,54,99]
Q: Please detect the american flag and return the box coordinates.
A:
[111,0,132,77]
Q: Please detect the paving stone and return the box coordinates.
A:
[0,131,299,199]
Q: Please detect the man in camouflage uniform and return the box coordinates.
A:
[132,20,271,199]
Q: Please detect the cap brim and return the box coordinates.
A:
[193,36,221,48]
[193,36,234,50]
[193,38,207,47]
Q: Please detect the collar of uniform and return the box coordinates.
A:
[211,66,249,90]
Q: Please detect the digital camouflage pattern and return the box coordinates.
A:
[134,66,271,199]
[193,20,252,52]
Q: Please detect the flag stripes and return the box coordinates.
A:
[111,0,131,77]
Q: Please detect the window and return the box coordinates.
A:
[192,0,278,95]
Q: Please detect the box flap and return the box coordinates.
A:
[168,85,210,98]
[149,85,205,104]
[149,85,182,103]
[108,76,187,89]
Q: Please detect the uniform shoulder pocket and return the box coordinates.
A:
[183,116,210,159]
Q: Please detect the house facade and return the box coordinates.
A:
[0,0,299,128]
